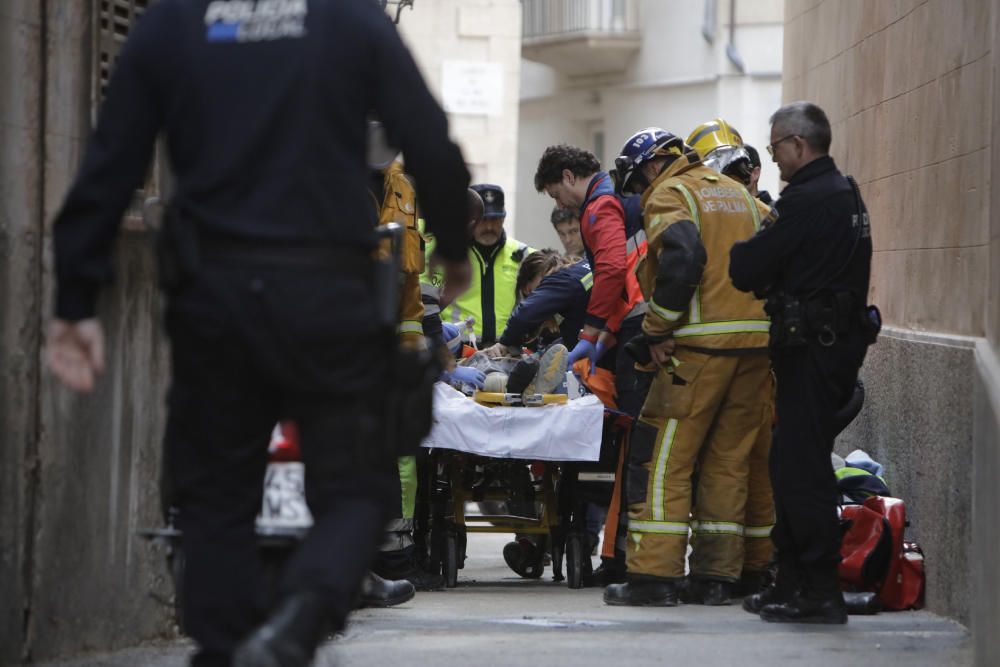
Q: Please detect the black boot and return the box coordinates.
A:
[743,559,800,614]
[732,569,773,597]
[502,539,545,579]
[585,557,627,587]
[232,591,331,667]
[680,577,733,606]
[759,594,848,624]
[759,563,847,624]
[603,577,678,607]
[506,357,539,395]
[356,571,416,608]
[843,591,881,615]
[373,547,445,592]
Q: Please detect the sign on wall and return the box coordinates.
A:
[441,60,504,117]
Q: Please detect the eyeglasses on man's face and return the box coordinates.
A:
[766,134,799,156]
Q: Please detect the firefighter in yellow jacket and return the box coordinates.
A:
[604,128,774,607]
[688,118,777,595]
[370,138,444,590]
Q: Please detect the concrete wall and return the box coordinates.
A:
[516,0,784,252]
[785,1,1000,664]
[0,1,44,663]
[972,340,1000,667]
[837,329,975,623]
[1,1,174,663]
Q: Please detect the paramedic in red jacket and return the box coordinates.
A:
[533,144,646,417]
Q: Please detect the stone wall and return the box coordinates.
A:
[784,1,1000,665]
[837,329,975,624]
[784,0,992,338]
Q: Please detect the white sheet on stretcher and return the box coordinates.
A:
[422,383,604,462]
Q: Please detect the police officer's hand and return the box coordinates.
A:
[431,253,472,308]
[648,337,676,368]
[46,318,106,393]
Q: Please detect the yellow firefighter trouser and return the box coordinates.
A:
[626,348,771,580]
[742,375,775,572]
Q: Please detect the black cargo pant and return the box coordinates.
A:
[163,260,396,667]
[770,335,867,576]
[612,315,644,419]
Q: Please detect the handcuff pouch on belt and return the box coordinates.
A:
[766,291,878,348]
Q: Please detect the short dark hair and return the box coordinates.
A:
[534,145,601,192]
[769,101,832,153]
[550,207,578,228]
[745,144,761,169]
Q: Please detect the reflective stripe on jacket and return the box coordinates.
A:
[420,221,532,344]
[638,154,771,351]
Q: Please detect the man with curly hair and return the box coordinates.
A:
[533,145,646,406]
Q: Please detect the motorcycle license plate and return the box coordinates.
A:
[256,462,314,530]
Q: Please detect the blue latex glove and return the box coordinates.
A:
[446,366,486,389]
[441,322,463,354]
[568,338,599,375]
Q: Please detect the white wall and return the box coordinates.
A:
[515,0,785,252]
[396,0,523,235]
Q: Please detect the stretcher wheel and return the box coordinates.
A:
[566,534,585,589]
[444,533,459,588]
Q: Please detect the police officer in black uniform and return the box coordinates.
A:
[729,102,878,624]
[46,1,470,665]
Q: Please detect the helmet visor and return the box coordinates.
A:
[702,146,750,174]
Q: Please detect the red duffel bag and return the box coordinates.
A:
[839,496,924,610]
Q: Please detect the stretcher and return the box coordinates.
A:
[420,381,619,588]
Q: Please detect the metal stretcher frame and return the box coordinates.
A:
[426,390,610,588]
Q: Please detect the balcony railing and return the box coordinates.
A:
[522,0,639,40]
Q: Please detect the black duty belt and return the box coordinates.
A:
[200,238,373,272]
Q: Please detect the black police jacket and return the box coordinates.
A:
[729,156,872,304]
[53,0,470,320]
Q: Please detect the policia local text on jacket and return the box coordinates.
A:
[618,152,774,596]
[50,2,469,665]
[729,154,874,612]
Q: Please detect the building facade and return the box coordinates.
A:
[514,0,784,251]
[396,0,523,228]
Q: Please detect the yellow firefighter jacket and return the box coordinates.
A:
[638,153,773,351]
[374,161,425,347]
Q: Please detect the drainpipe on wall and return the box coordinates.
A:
[726,0,745,73]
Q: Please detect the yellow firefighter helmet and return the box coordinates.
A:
[686,118,753,185]
[687,118,745,157]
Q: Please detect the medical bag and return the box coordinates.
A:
[839,496,924,610]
